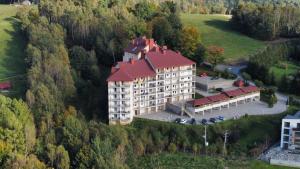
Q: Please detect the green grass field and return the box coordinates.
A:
[270,61,300,81]
[0,5,26,98]
[181,14,266,62]
[135,153,296,169]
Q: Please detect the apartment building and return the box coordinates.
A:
[280,111,300,150]
[107,37,196,125]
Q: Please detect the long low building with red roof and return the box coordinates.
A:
[108,37,196,125]
[186,86,260,115]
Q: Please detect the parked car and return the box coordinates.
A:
[174,118,181,123]
[179,119,187,124]
[216,88,223,92]
[209,118,216,123]
[190,118,196,125]
[201,119,208,125]
[216,116,225,121]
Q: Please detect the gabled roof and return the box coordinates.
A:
[107,59,156,82]
[192,97,212,107]
[207,94,229,102]
[146,49,195,69]
[240,86,259,93]
[124,36,155,54]
[223,88,244,97]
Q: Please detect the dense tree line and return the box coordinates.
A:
[231,2,300,40]
[246,39,300,95]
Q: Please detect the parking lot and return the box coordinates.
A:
[136,93,288,124]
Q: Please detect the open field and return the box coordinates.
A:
[0,5,26,98]
[270,61,300,81]
[134,153,297,169]
[181,14,266,62]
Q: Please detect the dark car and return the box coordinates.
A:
[201,119,208,125]
[190,118,196,125]
[174,118,181,123]
[209,118,216,123]
[216,88,223,92]
[217,116,225,121]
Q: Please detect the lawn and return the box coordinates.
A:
[181,14,266,63]
[134,153,297,169]
[0,5,26,98]
[270,61,300,81]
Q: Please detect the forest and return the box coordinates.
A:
[0,0,300,168]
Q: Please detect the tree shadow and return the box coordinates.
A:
[204,19,234,32]
[1,16,27,98]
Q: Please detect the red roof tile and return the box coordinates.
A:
[207,94,229,102]
[107,59,156,82]
[223,89,244,97]
[192,97,212,107]
[146,49,195,69]
[240,86,259,93]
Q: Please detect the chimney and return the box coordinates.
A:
[130,58,135,64]
[162,46,167,54]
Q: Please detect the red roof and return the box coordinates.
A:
[234,80,244,87]
[0,82,11,90]
[124,36,156,54]
[207,94,229,102]
[192,97,212,107]
[146,49,195,69]
[107,59,156,82]
[240,86,259,93]
[223,88,244,97]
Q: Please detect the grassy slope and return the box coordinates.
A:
[135,153,297,169]
[181,14,265,62]
[0,5,26,98]
[270,61,300,81]
[132,106,299,169]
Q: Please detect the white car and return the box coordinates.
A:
[179,119,187,124]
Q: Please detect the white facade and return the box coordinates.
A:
[108,65,196,125]
[280,111,300,150]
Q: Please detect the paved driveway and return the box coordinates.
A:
[137,93,288,123]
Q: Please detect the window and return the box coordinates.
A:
[114,95,117,98]
[284,136,289,142]
[284,129,289,135]
[114,88,117,92]
[122,94,125,99]
[284,122,290,127]
[121,88,124,92]
[297,123,300,128]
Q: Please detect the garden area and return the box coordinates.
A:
[270,61,300,81]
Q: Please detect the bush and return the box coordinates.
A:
[168,143,177,153]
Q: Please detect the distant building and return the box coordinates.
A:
[280,111,300,150]
[0,82,11,90]
[107,37,196,125]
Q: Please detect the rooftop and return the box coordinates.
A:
[107,59,156,82]
[284,111,300,120]
[146,47,195,69]
[124,36,156,54]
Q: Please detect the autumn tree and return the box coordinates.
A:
[178,26,201,58]
[205,45,225,69]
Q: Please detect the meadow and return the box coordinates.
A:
[181,14,266,63]
[270,61,300,81]
[0,5,26,98]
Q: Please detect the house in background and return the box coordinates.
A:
[280,111,300,150]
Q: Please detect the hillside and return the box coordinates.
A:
[0,5,26,97]
[181,14,266,63]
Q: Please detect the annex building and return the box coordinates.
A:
[280,111,300,150]
[186,86,260,115]
[107,37,196,124]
